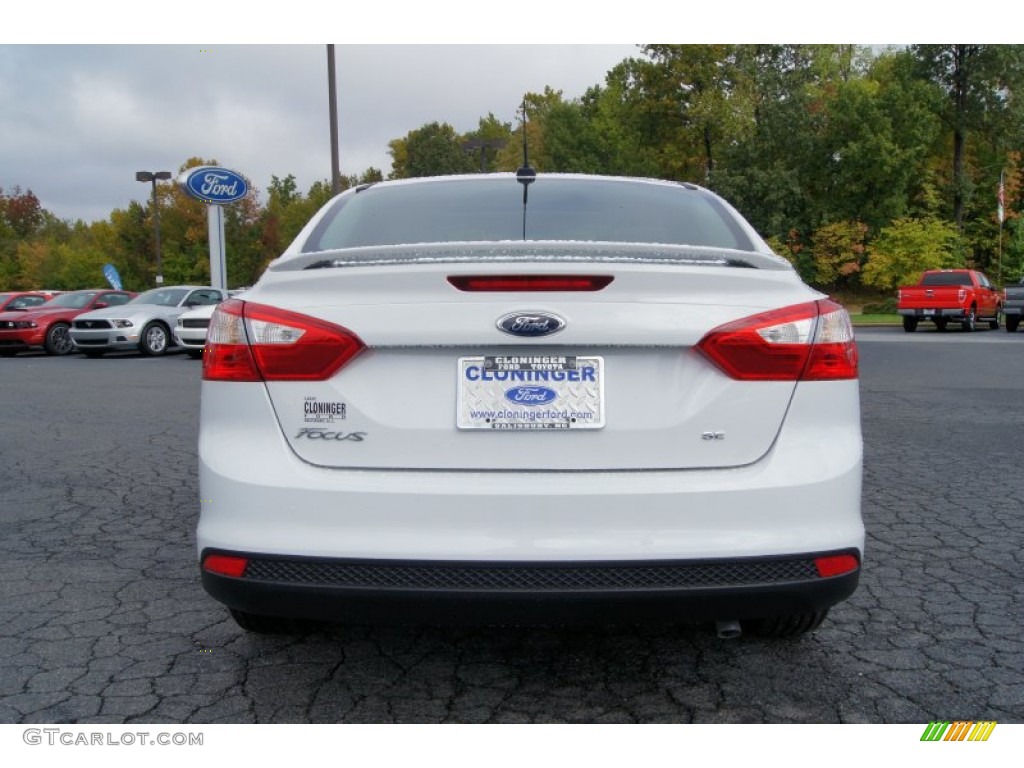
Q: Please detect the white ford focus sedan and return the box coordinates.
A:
[197,173,863,638]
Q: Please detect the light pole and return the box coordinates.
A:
[327,45,341,195]
[461,138,507,173]
[136,170,172,285]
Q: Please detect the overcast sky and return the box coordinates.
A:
[0,44,646,222]
[3,3,1007,224]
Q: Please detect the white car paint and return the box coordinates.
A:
[196,174,864,636]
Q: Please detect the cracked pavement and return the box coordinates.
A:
[1,330,1022,724]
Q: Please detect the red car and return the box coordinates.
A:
[0,291,51,312]
[0,289,136,356]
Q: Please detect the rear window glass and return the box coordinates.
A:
[303,177,753,253]
[921,272,973,287]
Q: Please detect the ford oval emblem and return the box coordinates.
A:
[180,166,249,205]
[496,311,566,337]
[504,386,558,406]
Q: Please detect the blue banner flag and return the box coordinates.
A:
[102,263,122,291]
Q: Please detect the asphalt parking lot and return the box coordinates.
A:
[0,327,1022,724]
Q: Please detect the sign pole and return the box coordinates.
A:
[208,205,227,291]
[179,166,248,292]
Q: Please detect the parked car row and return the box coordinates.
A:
[0,286,228,357]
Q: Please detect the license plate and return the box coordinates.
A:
[923,309,935,315]
[456,355,605,430]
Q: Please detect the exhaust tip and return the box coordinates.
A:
[715,619,742,640]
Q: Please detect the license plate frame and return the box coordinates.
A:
[456,355,605,431]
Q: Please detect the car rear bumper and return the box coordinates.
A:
[898,308,971,319]
[200,550,861,625]
[198,379,864,627]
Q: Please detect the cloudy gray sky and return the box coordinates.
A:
[0,44,645,222]
[2,4,998,224]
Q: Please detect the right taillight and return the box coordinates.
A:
[203,299,365,382]
[696,299,858,381]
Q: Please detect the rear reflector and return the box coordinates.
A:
[696,299,858,381]
[202,553,248,578]
[203,300,365,382]
[814,553,859,578]
[448,275,613,292]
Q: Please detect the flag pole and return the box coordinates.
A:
[998,170,1005,284]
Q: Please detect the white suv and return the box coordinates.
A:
[197,174,863,637]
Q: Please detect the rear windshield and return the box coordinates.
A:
[302,177,754,253]
[921,272,973,287]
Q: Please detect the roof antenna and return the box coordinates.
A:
[516,98,536,187]
[516,98,535,239]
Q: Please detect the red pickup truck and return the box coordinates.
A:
[896,269,1001,332]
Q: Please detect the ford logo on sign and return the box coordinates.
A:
[496,311,566,338]
[504,386,558,406]
[180,166,249,205]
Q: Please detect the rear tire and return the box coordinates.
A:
[229,609,313,634]
[1007,316,1020,333]
[746,609,829,638]
[902,317,918,333]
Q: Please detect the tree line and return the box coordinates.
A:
[4,44,1024,296]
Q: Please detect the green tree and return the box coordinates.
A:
[642,45,745,184]
[461,114,513,172]
[861,218,963,290]
[493,88,573,172]
[109,202,154,291]
[714,45,831,241]
[810,221,869,289]
[912,45,1024,229]
[389,122,474,179]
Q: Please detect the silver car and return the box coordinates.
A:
[70,286,227,357]
[174,289,246,358]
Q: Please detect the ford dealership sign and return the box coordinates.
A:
[180,166,249,205]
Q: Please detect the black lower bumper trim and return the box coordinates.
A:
[200,550,861,626]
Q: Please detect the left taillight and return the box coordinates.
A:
[695,299,858,381]
[203,299,365,382]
